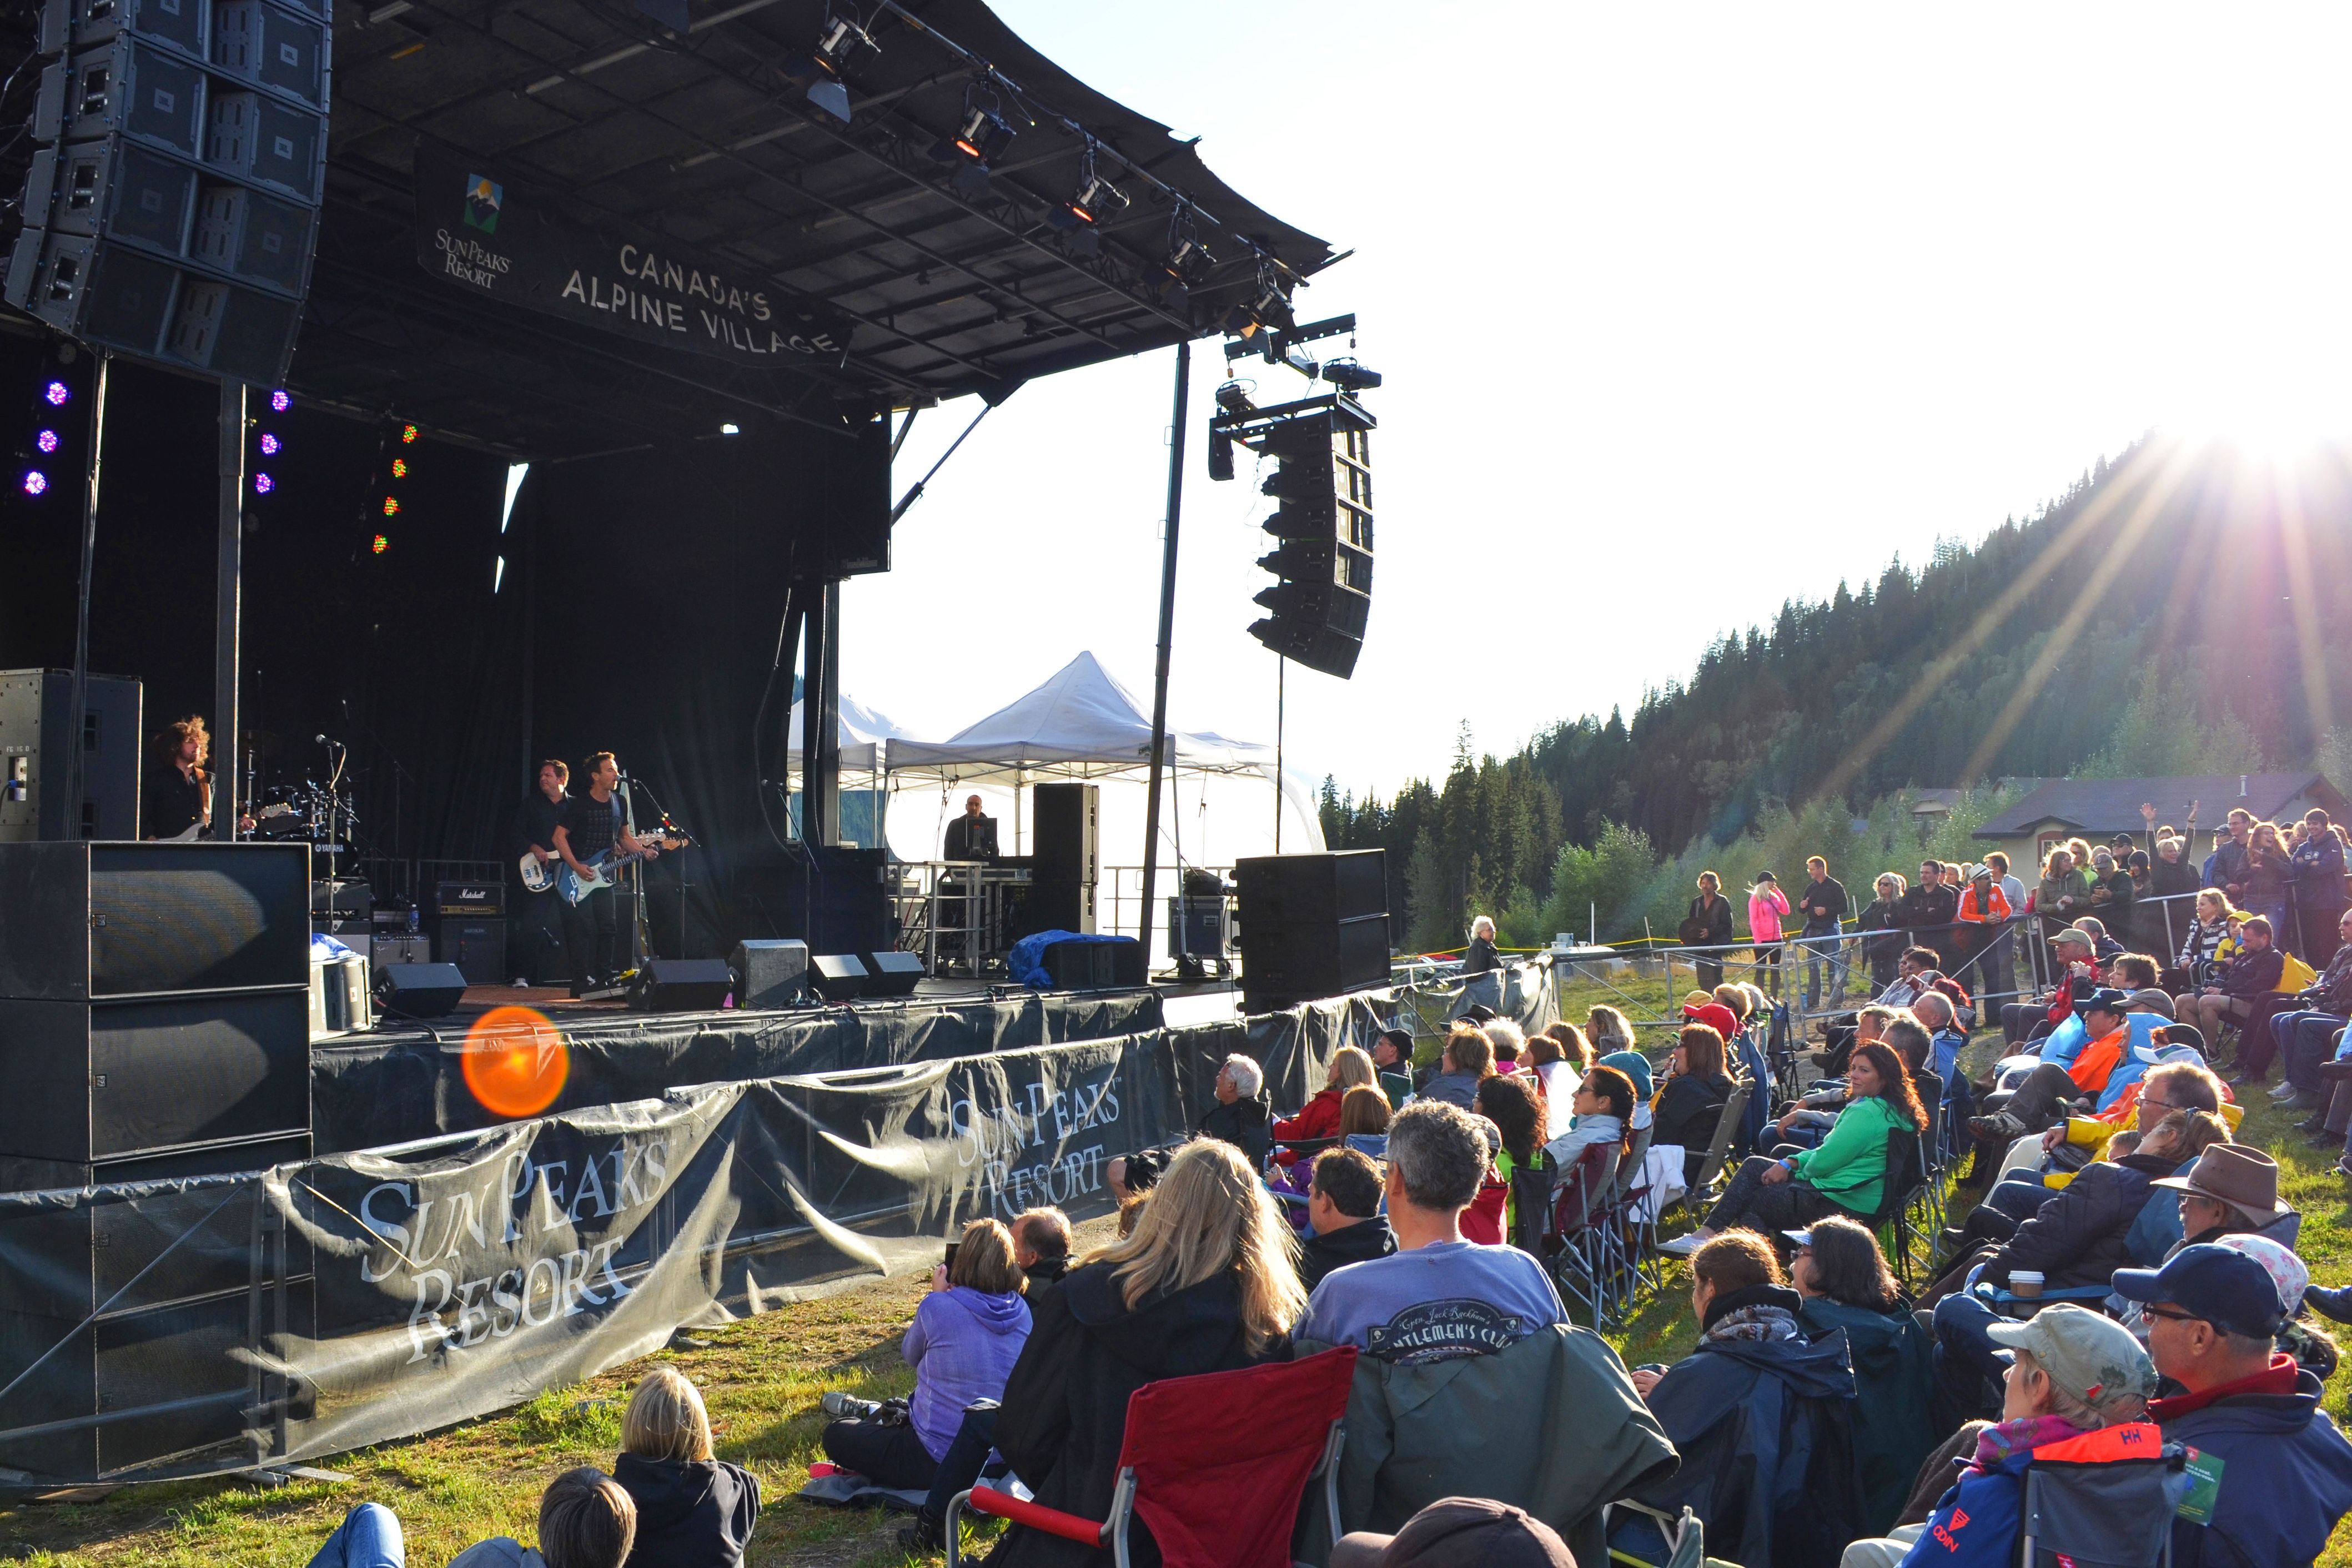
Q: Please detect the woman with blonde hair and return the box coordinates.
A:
[991,1139,1303,1568]
[819,1217,1030,1491]
[1272,1045,1376,1146]
[1587,1005,1635,1056]
[1526,1024,1588,1139]
[614,1365,760,1568]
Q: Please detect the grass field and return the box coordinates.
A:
[8,1019,2352,1568]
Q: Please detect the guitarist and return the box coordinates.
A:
[512,758,571,986]
[552,751,657,991]
[141,717,251,840]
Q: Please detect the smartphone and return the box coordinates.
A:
[943,1241,959,1275]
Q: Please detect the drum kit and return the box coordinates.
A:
[240,730,358,874]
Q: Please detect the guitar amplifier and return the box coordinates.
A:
[437,881,504,918]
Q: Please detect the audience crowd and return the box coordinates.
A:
[296,824,2352,1568]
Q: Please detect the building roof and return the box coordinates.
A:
[1910,788,1968,814]
[1973,774,2348,839]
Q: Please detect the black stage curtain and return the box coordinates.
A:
[0,335,887,954]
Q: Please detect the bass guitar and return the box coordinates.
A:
[532,834,691,906]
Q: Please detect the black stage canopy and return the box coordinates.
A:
[296,0,1337,458]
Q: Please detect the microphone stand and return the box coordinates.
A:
[339,698,416,900]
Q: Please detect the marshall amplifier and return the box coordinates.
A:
[436,881,503,918]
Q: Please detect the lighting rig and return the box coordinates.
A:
[365,418,418,557]
[247,388,290,528]
[15,344,82,502]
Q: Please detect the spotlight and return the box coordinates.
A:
[400,423,419,444]
[36,429,58,453]
[930,83,1017,194]
[790,12,874,123]
[1321,359,1382,392]
[391,457,409,479]
[720,422,740,435]
[1224,262,1295,340]
[1157,205,1215,308]
[270,389,291,413]
[258,433,281,455]
[44,381,69,407]
[254,473,274,494]
[22,469,48,496]
[382,495,400,516]
[371,534,389,554]
[1215,380,1257,415]
[1049,142,1128,248]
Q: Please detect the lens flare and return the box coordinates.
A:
[461,1006,569,1118]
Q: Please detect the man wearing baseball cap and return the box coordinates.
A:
[2113,1243,2352,1565]
[1373,1027,1418,1105]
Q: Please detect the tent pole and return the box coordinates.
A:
[1139,339,1190,968]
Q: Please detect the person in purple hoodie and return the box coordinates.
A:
[818,1218,1033,1490]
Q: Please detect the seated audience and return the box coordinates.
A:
[1105,1149,1165,1208]
[1475,1070,1545,1184]
[1338,1084,1393,1155]
[2188,916,2284,1079]
[450,1468,638,1568]
[612,1366,758,1568]
[1329,1496,1577,1568]
[1837,1306,2157,1568]
[1662,1039,1925,1254]
[1541,1063,1635,1171]
[1595,1039,1657,1133]
[304,1505,404,1568]
[1619,1232,1862,1567]
[1014,1207,1073,1300]
[820,1218,1031,1490]
[1484,1018,1527,1071]
[1789,1217,1936,1535]
[1371,1027,1417,1104]
[1195,1054,1273,1168]
[2265,908,2352,1107]
[1300,1145,1397,1291]
[1526,1024,1589,1139]
[1586,1004,1636,1058]
[1966,988,2138,1152]
[1419,1024,1494,1109]
[1300,1100,1567,1361]
[989,1139,1303,1568]
[1652,1024,1735,1183]
[1274,1046,1379,1145]
[1814,1001,1901,1079]
[2114,1243,2352,1566]
[2002,927,2102,1046]
[2177,889,2236,1001]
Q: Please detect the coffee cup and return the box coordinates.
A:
[2011,1271,2045,1300]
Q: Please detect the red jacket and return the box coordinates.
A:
[1273,1087,1343,1144]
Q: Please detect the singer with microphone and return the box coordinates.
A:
[551,751,656,991]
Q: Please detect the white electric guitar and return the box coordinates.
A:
[524,833,690,905]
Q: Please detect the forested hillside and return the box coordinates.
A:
[1330,436,2352,950]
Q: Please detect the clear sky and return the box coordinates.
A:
[842,4,2352,806]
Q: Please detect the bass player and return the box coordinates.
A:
[551,751,657,991]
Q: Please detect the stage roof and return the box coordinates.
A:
[284,0,1336,458]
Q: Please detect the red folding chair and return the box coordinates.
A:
[945,1345,1357,1568]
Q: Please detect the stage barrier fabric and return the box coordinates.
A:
[0,968,1552,1483]
[310,989,1168,1153]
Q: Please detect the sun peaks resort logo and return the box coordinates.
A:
[463,174,502,234]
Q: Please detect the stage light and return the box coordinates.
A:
[930,83,1017,194]
[270,390,291,413]
[1050,143,1128,245]
[1321,359,1382,392]
[400,423,418,444]
[1157,205,1215,307]
[21,469,48,496]
[258,433,281,455]
[254,473,274,494]
[1224,262,1295,341]
[43,381,68,406]
[720,422,740,435]
[791,12,874,123]
[372,533,389,554]
[382,495,400,516]
[36,429,58,453]
[391,457,409,479]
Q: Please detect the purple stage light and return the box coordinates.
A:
[270,389,291,413]
[259,433,281,455]
[22,470,48,496]
[44,381,69,406]
[36,429,58,453]
[254,473,275,494]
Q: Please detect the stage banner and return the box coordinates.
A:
[410,146,853,368]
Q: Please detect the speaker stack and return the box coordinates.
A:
[0,840,317,1478]
[1234,850,1391,1013]
[0,669,144,843]
[433,878,506,984]
[4,0,331,383]
[1024,781,1098,936]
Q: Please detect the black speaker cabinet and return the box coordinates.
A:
[373,962,468,1019]
[860,950,925,998]
[0,668,143,842]
[1233,850,1387,927]
[1032,782,1099,884]
[731,938,807,1009]
[1022,879,1097,938]
[436,918,507,985]
[809,953,868,1002]
[1042,937,1146,991]
[0,840,311,1000]
[627,958,733,1012]
[1236,851,1391,1011]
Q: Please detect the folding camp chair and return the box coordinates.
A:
[1545,1139,1621,1328]
[945,1346,1358,1568]
[1857,1127,1925,1284]
[2017,1425,2187,1566]
[1672,1076,1752,1222]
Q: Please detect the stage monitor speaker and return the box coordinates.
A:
[6,0,329,384]
[628,958,733,1012]
[1233,849,1387,926]
[809,953,868,1002]
[1032,782,1099,886]
[374,962,467,1019]
[859,949,924,998]
[436,918,506,986]
[0,840,309,999]
[732,939,808,1009]
[0,669,143,842]
[1042,937,1145,991]
[1240,398,1374,680]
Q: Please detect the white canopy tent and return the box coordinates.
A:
[785,692,907,777]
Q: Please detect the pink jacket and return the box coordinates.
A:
[1748,886,1790,943]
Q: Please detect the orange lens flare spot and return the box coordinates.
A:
[461,1006,569,1118]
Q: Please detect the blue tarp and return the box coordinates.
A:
[1006,929,1138,988]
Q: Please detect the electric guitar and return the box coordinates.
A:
[531,834,691,905]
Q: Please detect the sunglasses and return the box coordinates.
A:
[2140,1303,2204,1325]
